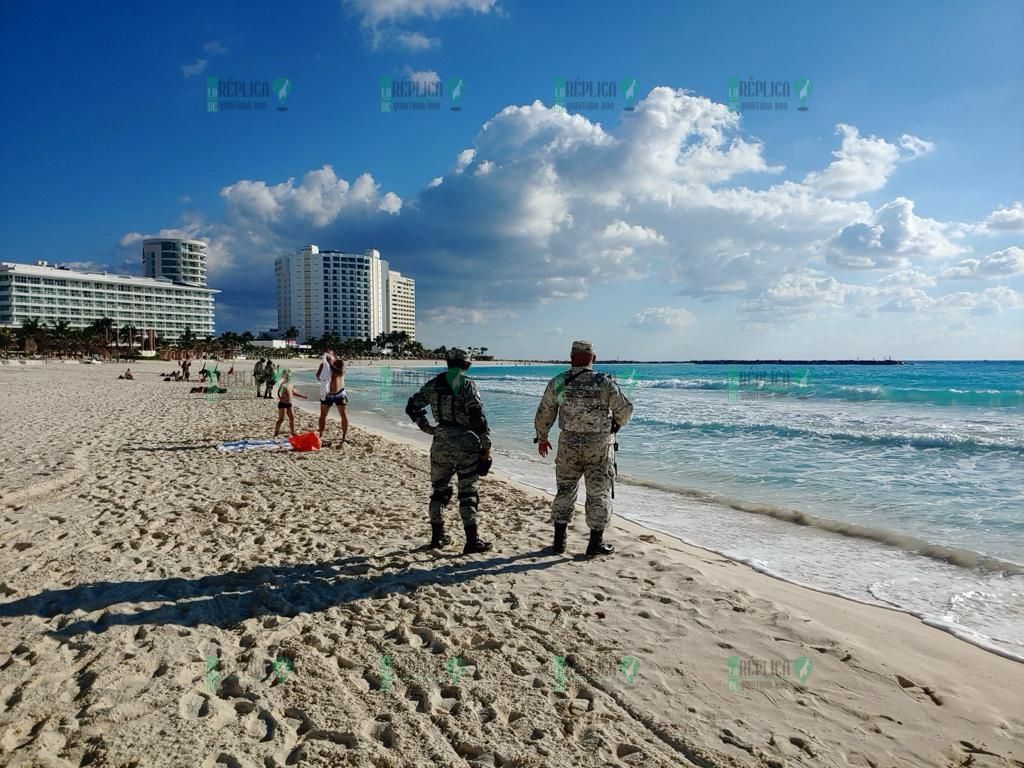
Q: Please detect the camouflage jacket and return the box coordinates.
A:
[534,366,634,442]
[406,372,491,450]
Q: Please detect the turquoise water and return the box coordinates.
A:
[304,361,1024,659]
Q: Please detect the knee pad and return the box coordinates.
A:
[431,484,454,506]
[457,489,478,505]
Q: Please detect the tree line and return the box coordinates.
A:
[0,319,490,361]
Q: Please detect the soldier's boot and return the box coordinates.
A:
[429,522,452,549]
[585,528,614,557]
[552,523,568,554]
[462,524,493,555]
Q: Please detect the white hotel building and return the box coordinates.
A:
[275,245,416,342]
[0,238,216,338]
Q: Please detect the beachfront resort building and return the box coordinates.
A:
[275,244,416,342]
[385,270,416,341]
[142,238,209,287]
[0,260,217,339]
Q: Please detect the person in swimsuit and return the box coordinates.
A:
[317,354,349,444]
[274,370,307,437]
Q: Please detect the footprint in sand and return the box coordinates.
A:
[895,674,944,706]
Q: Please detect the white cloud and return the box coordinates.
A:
[825,197,964,269]
[131,86,1015,339]
[983,202,1024,231]
[346,0,499,26]
[395,31,440,50]
[878,268,937,288]
[220,165,398,227]
[941,246,1024,279]
[404,68,440,87]
[379,192,403,214]
[181,40,228,78]
[203,40,229,56]
[600,220,666,245]
[740,270,850,318]
[803,124,933,198]
[629,306,695,329]
[181,59,209,78]
[345,0,499,49]
[452,149,475,173]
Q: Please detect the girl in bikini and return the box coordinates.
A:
[274,370,307,437]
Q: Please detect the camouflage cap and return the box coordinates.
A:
[571,340,594,355]
[446,347,470,364]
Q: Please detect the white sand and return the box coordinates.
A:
[1,360,1021,767]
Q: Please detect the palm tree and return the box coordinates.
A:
[284,326,299,342]
[50,319,72,358]
[0,327,13,356]
[17,317,43,354]
[179,326,196,352]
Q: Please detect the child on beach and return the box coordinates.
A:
[274,370,307,437]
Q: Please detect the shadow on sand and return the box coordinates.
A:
[0,548,560,636]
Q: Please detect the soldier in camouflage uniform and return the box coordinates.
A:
[535,340,634,557]
[406,348,494,554]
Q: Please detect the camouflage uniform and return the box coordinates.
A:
[535,344,634,530]
[406,365,491,527]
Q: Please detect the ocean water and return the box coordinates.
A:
[302,361,1024,660]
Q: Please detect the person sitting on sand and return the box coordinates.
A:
[274,370,308,437]
[316,353,349,443]
[119,368,133,380]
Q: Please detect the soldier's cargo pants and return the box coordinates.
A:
[429,426,482,526]
[551,431,615,529]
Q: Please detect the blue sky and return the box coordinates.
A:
[1,0,1022,359]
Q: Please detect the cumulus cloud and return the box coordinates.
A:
[941,246,1024,279]
[109,85,1016,340]
[741,269,1023,321]
[220,165,399,227]
[982,202,1024,231]
[877,268,937,288]
[600,221,666,245]
[629,306,695,329]
[803,124,933,198]
[825,197,964,269]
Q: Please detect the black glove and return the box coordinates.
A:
[477,455,493,476]
[611,422,621,434]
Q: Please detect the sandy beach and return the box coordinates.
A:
[0,360,1021,768]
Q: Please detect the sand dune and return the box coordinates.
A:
[1,361,1021,767]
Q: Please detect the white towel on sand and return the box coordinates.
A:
[317,353,333,400]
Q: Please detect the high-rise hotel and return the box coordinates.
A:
[0,238,216,338]
[275,245,416,342]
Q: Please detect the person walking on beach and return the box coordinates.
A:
[317,353,349,444]
[262,360,275,399]
[534,340,633,557]
[405,348,493,554]
[274,370,307,437]
[253,359,265,397]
